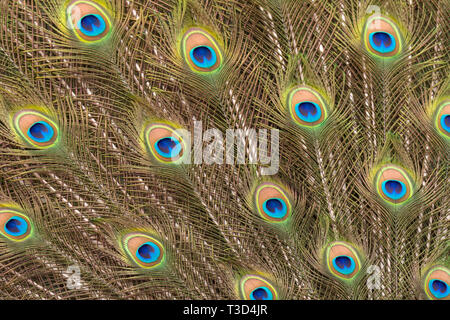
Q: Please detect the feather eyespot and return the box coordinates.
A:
[181,28,222,73]
[145,123,186,164]
[0,208,33,241]
[325,242,361,280]
[375,165,413,204]
[287,86,328,127]
[67,0,111,42]
[122,233,164,269]
[12,110,59,148]
[254,183,291,222]
[363,15,402,58]
[434,101,450,139]
[239,275,278,300]
[424,266,449,300]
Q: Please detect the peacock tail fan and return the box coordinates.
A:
[0,0,448,300]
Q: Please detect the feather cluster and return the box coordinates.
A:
[0,0,448,300]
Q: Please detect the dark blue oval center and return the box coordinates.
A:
[29,122,48,140]
[298,102,317,117]
[442,114,450,132]
[386,180,402,193]
[6,218,22,234]
[4,216,28,237]
[265,199,283,213]
[369,32,396,53]
[81,15,101,32]
[373,32,391,47]
[432,280,447,293]
[138,243,155,260]
[156,137,181,158]
[335,256,352,269]
[252,288,268,300]
[189,45,217,69]
[193,46,212,63]
[294,101,322,123]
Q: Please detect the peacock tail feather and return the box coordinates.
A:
[0,0,448,300]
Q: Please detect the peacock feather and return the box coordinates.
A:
[0,0,448,301]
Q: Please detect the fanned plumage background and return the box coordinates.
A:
[0,0,448,300]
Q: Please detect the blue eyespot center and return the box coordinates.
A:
[78,14,106,37]
[262,198,288,219]
[5,216,28,237]
[155,137,182,159]
[250,287,273,300]
[369,32,396,53]
[441,114,450,132]
[332,255,356,275]
[136,242,160,263]
[190,46,217,69]
[429,279,449,299]
[27,121,54,143]
[295,101,322,123]
[382,180,406,200]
